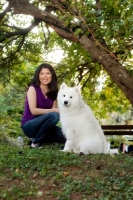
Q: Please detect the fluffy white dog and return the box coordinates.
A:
[57,83,108,154]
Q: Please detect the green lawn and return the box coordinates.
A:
[0,142,133,200]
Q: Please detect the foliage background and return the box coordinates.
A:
[1,0,133,139]
[1,2,133,199]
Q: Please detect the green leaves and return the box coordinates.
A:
[0,0,133,127]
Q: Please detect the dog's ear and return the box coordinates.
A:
[75,86,80,94]
[60,82,68,89]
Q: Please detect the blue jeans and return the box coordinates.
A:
[21,112,65,144]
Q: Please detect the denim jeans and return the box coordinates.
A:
[21,112,65,144]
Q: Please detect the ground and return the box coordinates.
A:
[0,143,133,200]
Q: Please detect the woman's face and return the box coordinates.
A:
[39,68,52,85]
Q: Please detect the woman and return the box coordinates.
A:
[21,63,65,148]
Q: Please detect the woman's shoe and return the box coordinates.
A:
[31,143,43,149]
[28,138,34,146]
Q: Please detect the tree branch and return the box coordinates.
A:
[0,3,11,21]
[0,18,41,43]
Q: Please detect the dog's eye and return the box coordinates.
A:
[63,95,65,97]
[70,96,72,98]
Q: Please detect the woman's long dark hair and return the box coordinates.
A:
[28,63,58,100]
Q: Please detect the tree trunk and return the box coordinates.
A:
[79,35,133,104]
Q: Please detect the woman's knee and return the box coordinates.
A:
[50,112,60,123]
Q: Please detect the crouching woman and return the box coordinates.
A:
[21,63,65,148]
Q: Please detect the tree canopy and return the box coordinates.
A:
[0,0,133,122]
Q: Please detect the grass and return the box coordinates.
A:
[0,140,133,200]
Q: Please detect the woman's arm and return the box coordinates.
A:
[52,100,57,108]
[27,86,59,115]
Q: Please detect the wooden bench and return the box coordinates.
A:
[101,125,133,153]
[101,125,133,136]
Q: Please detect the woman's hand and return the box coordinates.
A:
[52,107,60,113]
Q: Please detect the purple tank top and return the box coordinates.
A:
[21,86,53,126]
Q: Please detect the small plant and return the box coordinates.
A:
[108,136,129,148]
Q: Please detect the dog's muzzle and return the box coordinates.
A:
[64,101,70,106]
[64,101,68,105]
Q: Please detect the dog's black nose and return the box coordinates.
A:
[64,101,68,105]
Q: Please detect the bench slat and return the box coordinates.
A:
[103,131,133,135]
[101,125,133,130]
[101,125,133,136]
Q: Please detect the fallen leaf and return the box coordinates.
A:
[84,159,92,164]
[63,171,70,176]
[33,173,38,178]
[113,185,120,190]
[120,171,126,176]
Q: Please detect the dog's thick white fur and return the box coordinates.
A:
[57,83,108,154]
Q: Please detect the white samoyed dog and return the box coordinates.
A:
[57,83,108,154]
